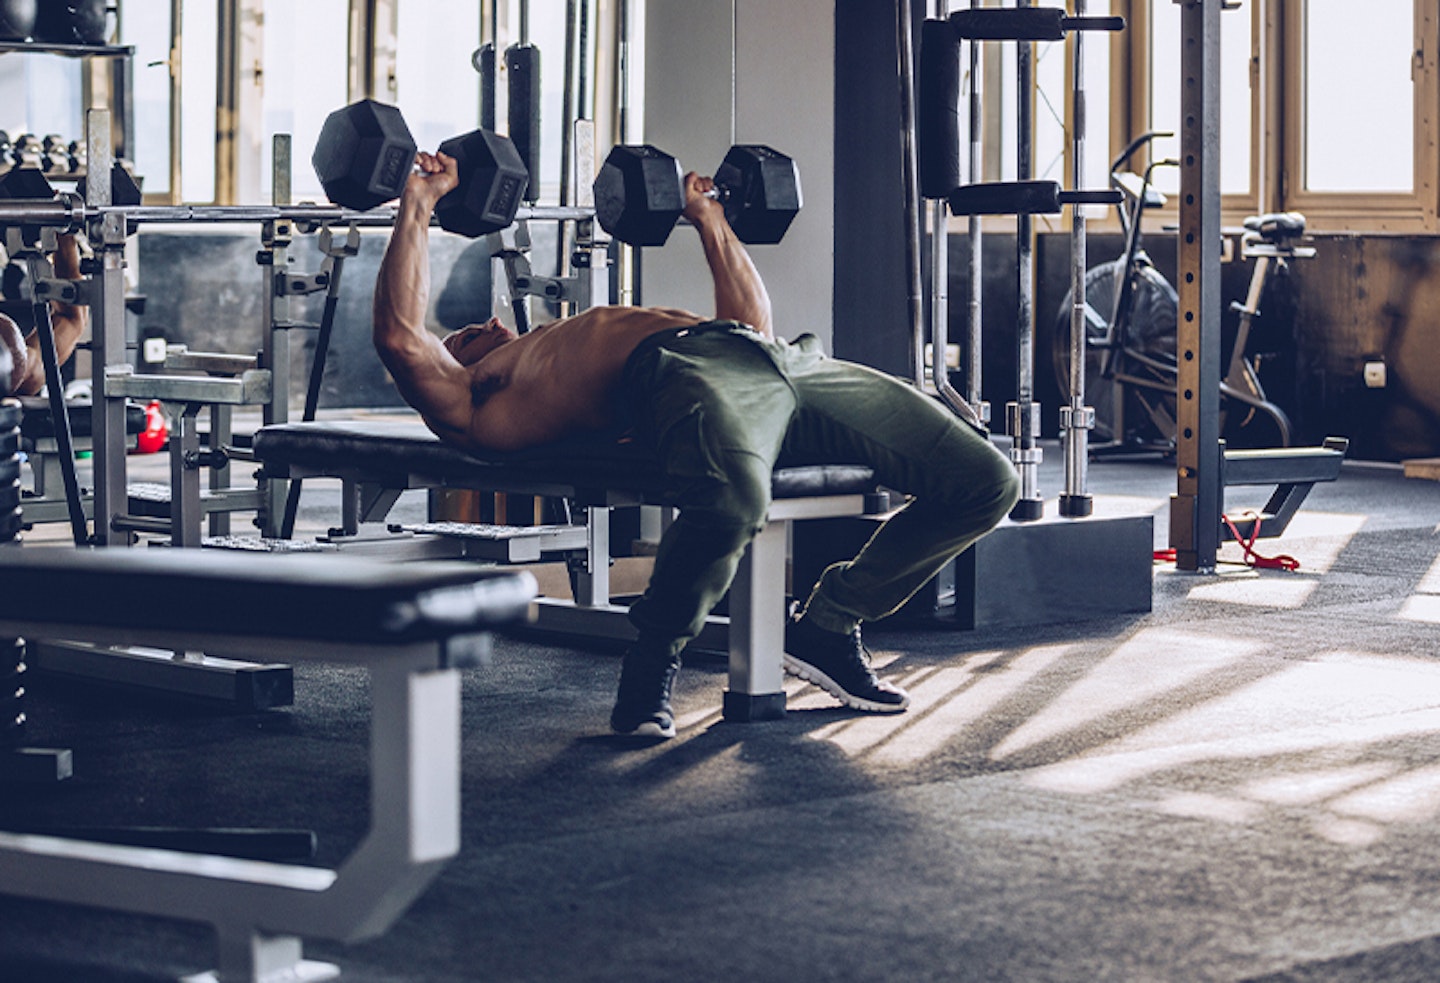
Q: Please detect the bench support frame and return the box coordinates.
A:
[0,626,467,983]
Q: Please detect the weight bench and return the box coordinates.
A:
[0,547,535,983]
[253,418,888,722]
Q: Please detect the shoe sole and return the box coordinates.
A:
[612,719,676,739]
[783,655,910,713]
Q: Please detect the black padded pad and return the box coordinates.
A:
[253,420,878,502]
[18,397,148,441]
[0,548,535,645]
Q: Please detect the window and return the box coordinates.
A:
[393,3,483,163]
[178,0,217,203]
[122,3,174,199]
[1090,0,1439,233]
[1281,0,1436,231]
[118,0,218,204]
[259,0,349,203]
[1144,0,1255,203]
[1301,1,1412,193]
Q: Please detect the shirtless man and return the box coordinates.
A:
[0,233,87,397]
[374,149,1019,739]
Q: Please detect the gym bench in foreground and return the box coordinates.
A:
[252,418,888,722]
[0,548,535,983]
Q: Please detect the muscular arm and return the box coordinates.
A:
[14,234,87,396]
[372,152,476,441]
[683,173,773,339]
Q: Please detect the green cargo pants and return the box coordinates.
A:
[623,321,1019,657]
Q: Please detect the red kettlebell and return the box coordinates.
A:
[133,399,167,454]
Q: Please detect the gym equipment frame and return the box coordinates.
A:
[0,549,534,983]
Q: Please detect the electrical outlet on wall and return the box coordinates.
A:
[1363,359,1387,389]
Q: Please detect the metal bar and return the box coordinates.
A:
[87,108,130,547]
[1170,0,1224,572]
[1008,0,1043,522]
[260,136,292,538]
[0,199,599,230]
[169,404,203,548]
[966,0,986,421]
[556,0,580,300]
[898,0,926,388]
[26,257,88,545]
[1060,0,1094,518]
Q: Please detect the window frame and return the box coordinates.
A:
[1278,0,1438,233]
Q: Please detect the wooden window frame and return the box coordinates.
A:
[1279,0,1438,234]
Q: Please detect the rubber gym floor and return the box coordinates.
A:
[4,433,1440,982]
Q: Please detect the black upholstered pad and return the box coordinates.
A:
[252,420,878,501]
[18,397,148,441]
[0,548,535,645]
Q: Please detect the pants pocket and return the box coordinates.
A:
[654,403,726,487]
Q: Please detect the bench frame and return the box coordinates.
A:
[0,623,469,983]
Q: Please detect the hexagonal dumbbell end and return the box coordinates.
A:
[593,145,685,247]
[311,99,417,211]
[434,129,529,238]
[715,145,802,245]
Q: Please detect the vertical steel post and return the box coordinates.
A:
[1059,0,1094,517]
[1008,0,1043,522]
[259,134,292,537]
[966,0,988,424]
[898,0,926,387]
[88,108,130,546]
[1170,0,1223,571]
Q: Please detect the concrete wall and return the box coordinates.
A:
[640,0,836,346]
[131,226,499,411]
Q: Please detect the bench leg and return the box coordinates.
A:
[183,932,338,983]
[722,519,787,722]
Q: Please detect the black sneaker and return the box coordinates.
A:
[784,615,910,713]
[610,649,681,738]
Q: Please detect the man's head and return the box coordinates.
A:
[443,317,516,366]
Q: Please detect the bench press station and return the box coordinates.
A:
[0,547,535,983]
[252,418,889,722]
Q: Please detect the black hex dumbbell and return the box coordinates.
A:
[312,99,529,238]
[592,143,802,247]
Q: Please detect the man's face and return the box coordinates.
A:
[444,317,515,366]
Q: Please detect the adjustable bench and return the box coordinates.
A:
[253,419,888,721]
[0,547,535,983]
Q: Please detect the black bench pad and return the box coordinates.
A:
[252,420,879,501]
[0,548,535,645]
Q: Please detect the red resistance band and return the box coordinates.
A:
[1153,511,1300,571]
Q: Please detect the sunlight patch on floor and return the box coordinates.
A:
[1185,572,1318,609]
[1150,791,1265,824]
[1025,653,1440,796]
[806,645,1075,764]
[1397,594,1440,624]
[989,628,1262,761]
[1239,762,1401,806]
[1327,762,1440,825]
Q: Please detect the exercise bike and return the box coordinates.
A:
[1052,130,1313,454]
